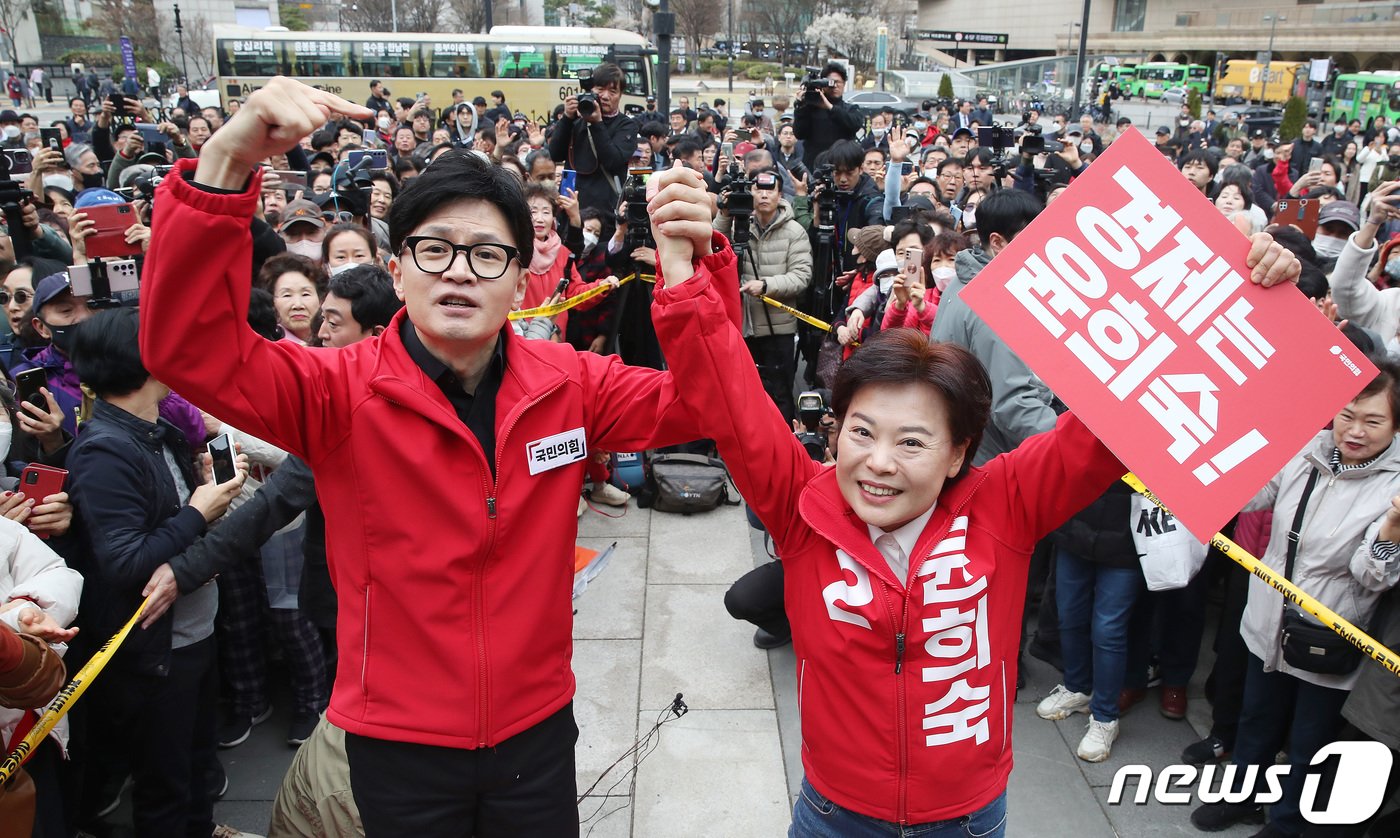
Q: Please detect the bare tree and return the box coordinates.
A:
[0,0,32,68]
[90,0,162,61]
[160,9,214,82]
[670,0,722,58]
[745,0,818,64]
[342,0,443,32]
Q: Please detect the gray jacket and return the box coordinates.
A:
[715,200,813,337]
[1341,585,1400,749]
[1240,432,1400,690]
[930,247,1058,465]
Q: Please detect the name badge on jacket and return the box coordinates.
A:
[526,427,588,475]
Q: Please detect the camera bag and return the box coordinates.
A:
[648,454,740,515]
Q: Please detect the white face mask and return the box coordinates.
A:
[914,121,928,132]
[43,173,74,192]
[582,231,599,251]
[961,206,977,230]
[329,261,365,276]
[873,127,887,139]
[284,239,322,260]
[1312,235,1346,258]
[877,272,896,295]
[377,115,392,131]
[931,266,957,291]
[1334,124,1346,134]
[1,125,19,140]
[1079,141,1093,155]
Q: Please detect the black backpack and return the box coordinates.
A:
[644,453,741,515]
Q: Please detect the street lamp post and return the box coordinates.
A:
[1068,0,1091,120]
[727,0,735,94]
[1065,21,1079,56]
[173,3,189,85]
[1260,13,1285,107]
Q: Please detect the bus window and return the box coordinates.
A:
[1391,82,1400,115]
[218,39,283,76]
[355,41,419,78]
[615,58,647,97]
[425,42,485,78]
[498,45,549,79]
[554,43,607,81]
[289,38,349,76]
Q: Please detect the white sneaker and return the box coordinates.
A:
[590,481,631,507]
[577,496,587,517]
[1076,718,1119,763]
[1036,685,1092,720]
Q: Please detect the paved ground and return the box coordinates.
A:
[162,498,1257,838]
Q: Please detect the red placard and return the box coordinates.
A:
[960,130,1377,541]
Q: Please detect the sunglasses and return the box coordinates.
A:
[0,289,33,307]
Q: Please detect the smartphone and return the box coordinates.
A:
[1308,157,1324,174]
[553,275,571,299]
[362,128,378,147]
[1271,198,1321,239]
[14,368,47,411]
[559,168,577,195]
[81,203,143,259]
[273,169,307,188]
[721,141,735,160]
[39,127,62,154]
[901,247,923,276]
[2,148,31,176]
[207,433,237,484]
[19,464,67,503]
[901,161,916,176]
[345,148,388,171]
[135,123,165,145]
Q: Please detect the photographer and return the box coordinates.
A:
[811,140,885,231]
[714,168,812,421]
[547,63,638,215]
[793,62,862,171]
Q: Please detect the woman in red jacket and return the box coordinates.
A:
[645,162,1303,837]
[521,183,616,338]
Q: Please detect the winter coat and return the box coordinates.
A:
[546,111,638,214]
[650,268,1125,823]
[1329,231,1397,341]
[1239,432,1400,690]
[930,248,1058,466]
[714,201,812,337]
[1341,584,1400,749]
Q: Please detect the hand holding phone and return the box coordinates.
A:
[207,433,238,484]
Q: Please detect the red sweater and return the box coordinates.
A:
[652,270,1125,824]
[142,159,742,748]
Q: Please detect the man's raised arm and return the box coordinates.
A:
[140,79,374,460]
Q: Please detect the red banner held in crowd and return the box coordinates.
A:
[961,129,1377,541]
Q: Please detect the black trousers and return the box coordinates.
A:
[95,637,218,838]
[1206,553,1251,748]
[725,560,789,638]
[745,333,798,422]
[345,702,580,838]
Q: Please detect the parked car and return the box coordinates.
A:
[1161,86,1189,106]
[1236,105,1284,134]
[844,91,922,118]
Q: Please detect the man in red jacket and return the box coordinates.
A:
[139,77,733,837]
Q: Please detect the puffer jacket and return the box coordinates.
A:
[1240,431,1400,690]
[714,200,812,337]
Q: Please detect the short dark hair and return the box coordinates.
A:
[186,115,211,135]
[936,158,963,175]
[388,149,532,263]
[822,62,848,83]
[976,188,1042,246]
[1356,354,1400,424]
[248,287,283,341]
[1210,180,1253,210]
[321,222,378,264]
[639,122,665,140]
[864,146,889,163]
[674,138,703,160]
[1295,262,1329,301]
[328,265,403,331]
[491,89,504,99]
[824,140,865,172]
[71,307,148,399]
[832,330,991,479]
[593,62,625,92]
[1178,149,1219,178]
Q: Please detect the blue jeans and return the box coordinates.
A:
[1229,654,1348,837]
[1055,547,1142,722]
[789,778,1007,837]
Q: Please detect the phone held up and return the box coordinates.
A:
[207,433,238,485]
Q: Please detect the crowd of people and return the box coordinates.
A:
[0,56,1396,838]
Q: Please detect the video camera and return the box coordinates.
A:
[69,258,140,308]
[622,169,653,251]
[719,161,754,255]
[801,67,834,105]
[795,389,833,461]
[576,67,598,118]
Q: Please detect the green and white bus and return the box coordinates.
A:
[1328,71,1400,127]
[1128,62,1210,99]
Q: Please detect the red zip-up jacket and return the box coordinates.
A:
[140,160,741,748]
[652,270,1126,824]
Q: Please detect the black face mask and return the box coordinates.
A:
[81,171,104,189]
[46,322,74,356]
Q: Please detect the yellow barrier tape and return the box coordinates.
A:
[1121,473,1400,678]
[507,273,656,321]
[756,295,859,347]
[0,597,150,784]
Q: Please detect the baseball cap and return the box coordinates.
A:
[1250,128,1267,139]
[905,195,936,212]
[951,126,974,139]
[1318,201,1361,231]
[733,141,757,158]
[32,272,77,314]
[874,250,899,277]
[1063,126,1084,138]
[473,96,487,106]
[279,199,326,232]
[1156,126,1172,136]
[73,188,127,209]
[0,110,18,123]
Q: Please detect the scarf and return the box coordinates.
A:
[530,229,563,274]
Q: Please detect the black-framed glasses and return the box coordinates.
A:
[0,289,33,307]
[401,236,520,279]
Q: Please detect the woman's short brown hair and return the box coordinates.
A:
[1356,354,1400,424]
[832,329,992,479]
